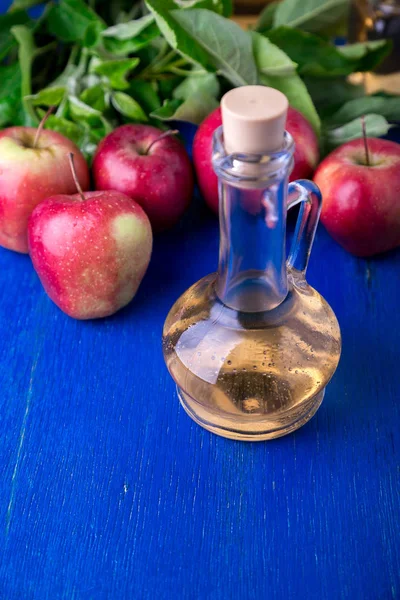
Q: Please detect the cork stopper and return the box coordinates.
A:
[221,86,288,155]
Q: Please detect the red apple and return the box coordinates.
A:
[286,107,320,182]
[0,126,89,253]
[92,124,193,232]
[193,106,319,214]
[314,137,400,257]
[28,171,152,319]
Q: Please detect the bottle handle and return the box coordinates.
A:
[287,179,322,274]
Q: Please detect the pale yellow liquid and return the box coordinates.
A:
[163,270,341,440]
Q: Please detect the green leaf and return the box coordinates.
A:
[47,0,105,43]
[170,9,258,86]
[0,63,22,127]
[337,39,392,72]
[43,115,103,163]
[255,2,279,33]
[324,114,392,147]
[93,58,140,90]
[173,71,219,100]
[112,92,148,121]
[27,86,66,107]
[260,73,320,135]
[44,114,83,145]
[80,84,108,112]
[274,0,350,33]
[327,95,400,127]
[252,33,319,133]
[69,96,104,126]
[151,90,218,124]
[145,0,237,72]
[102,14,155,40]
[267,27,391,78]
[221,0,233,17]
[303,76,365,118]
[83,20,106,48]
[128,80,162,113]
[8,0,43,10]
[157,75,184,102]
[11,25,35,96]
[0,10,30,61]
[252,31,296,77]
[102,22,160,56]
[48,49,85,89]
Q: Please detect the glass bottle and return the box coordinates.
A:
[162,87,341,441]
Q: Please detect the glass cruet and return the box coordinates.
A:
[162,86,341,441]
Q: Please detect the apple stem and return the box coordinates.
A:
[68,153,86,202]
[361,115,370,167]
[145,129,179,154]
[33,106,55,149]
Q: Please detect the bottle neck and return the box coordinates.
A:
[212,128,293,313]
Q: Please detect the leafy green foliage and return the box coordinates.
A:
[0,63,23,127]
[251,31,296,77]
[173,71,220,100]
[151,91,218,124]
[273,0,350,33]
[252,32,320,134]
[80,85,108,113]
[47,0,105,42]
[170,9,258,86]
[27,86,66,107]
[112,92,148,121]
[303,76,364,115]
[128,81,162,113]
[324,114,392,148]
[102,14,155,40]
[0,10,31,61]
[102,22,161,56]
[92,58,140,90]
[255,2,279,33]
[267,28,392,78]
[0,0,397,161]
[327,95,400,127]
[7,0,44,10]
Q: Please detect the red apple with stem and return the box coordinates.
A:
[0,108,90,253]
[28,153,153,319]
[314,119,400,257]
[92,124,194,232]
[193,106,319,214]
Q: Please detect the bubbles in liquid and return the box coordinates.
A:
[242,398,261,412]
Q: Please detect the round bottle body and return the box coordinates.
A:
[163,271,341,441]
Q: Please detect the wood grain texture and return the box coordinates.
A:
[0,140,399,598]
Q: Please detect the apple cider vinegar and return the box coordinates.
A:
[163,87,341,440]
